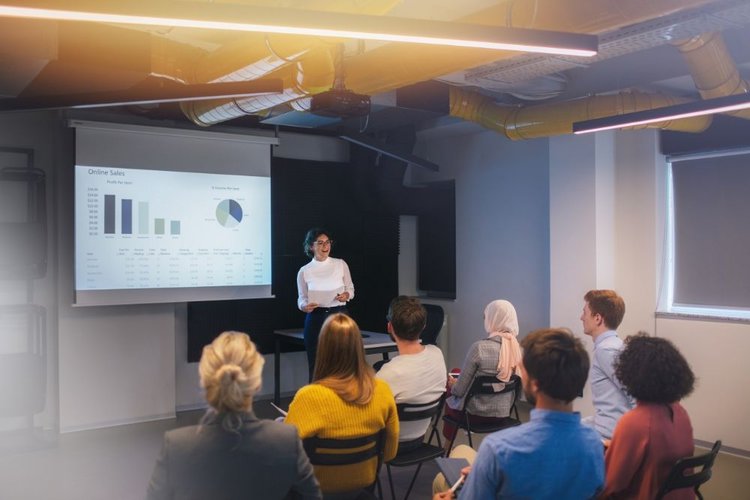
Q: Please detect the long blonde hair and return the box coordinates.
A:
[199,331,264,430]
[313,314,375,405]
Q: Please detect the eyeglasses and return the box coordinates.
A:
[314,240,332,246]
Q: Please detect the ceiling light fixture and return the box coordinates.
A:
[573,92,750,134]
[0,1,598,57]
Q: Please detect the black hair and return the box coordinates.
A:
[521,328,590,403]
[615,332,695,403]
[303,227,331,258]
[387,296,427,341]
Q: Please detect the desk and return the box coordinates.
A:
[273,329,397,405]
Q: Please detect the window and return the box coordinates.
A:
[663,148,750,320]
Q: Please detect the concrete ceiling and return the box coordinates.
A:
[0,0,748,137]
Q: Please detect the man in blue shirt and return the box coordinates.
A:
[434,328,604,500]
[580,289,635,439]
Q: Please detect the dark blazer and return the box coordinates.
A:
[147,411,321,500]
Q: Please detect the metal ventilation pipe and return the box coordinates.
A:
[344,0,716,96]
[674,32,750,120]
[182,47,336,126]
[180,0,716,126]
[449,87,711,139]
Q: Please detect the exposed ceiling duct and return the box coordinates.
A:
[182,46,337,126]
[176,0,722,128]
[674,31,750,120]
[453,0,750,95]
[0,0,749,141]
[449,26,750,139]
[448,87,711,139]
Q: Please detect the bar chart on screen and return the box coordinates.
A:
[74,165,270,291]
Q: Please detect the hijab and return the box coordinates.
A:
[484,299,522,383]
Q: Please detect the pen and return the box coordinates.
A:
[449,474,465,493]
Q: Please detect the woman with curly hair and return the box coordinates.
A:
[601,333,696,499]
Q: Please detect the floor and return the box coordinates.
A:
[0,400,747,500]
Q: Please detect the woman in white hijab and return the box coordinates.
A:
[442,300,523,448]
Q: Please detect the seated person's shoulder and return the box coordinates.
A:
[374,377,394,393]
[599,335,625,351]
[613,405,649,431]
[164,424,201,444]
[424,343,446,358]
[258,417,299,436]
[479,423,528,450]
[296,383,328,398]
[593,343,622,364]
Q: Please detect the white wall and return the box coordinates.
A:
[657,317,750,451]
[414,127,551,369]
[550,129,750,451]
[0,111,61,434]
[549,132,602,415]
[58,304,176,431]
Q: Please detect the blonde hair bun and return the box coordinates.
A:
[199,331,264,416]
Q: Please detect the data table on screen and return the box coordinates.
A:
[75,166,271,291]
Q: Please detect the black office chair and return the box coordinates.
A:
[656,440,722,500]
[386,393,446,500]
[421,304,445,346]
[303,429,387,500]
[442,374,521,454]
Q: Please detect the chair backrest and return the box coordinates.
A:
[420,304,445,345]
[302,428,387,493]
[656,440,722,500]
[396,392,446,422]
[463,374,521,416]
[395,392,446,449]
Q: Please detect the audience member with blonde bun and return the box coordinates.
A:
[147,331,322,500]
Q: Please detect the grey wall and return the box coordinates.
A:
[413,126,551,369]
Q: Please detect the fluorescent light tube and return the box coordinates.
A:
[573,92,750,134]
[0,1,598,57]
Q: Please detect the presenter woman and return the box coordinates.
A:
[297,227,354,381]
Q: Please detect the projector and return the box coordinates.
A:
[310,89,371,118]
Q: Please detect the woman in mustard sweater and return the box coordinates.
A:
[285,313,399,494]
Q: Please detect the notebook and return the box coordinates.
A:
[435,457,470,488]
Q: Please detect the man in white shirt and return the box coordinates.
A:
[376,296,447,450]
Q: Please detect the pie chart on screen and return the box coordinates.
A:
[216,199,243,228]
